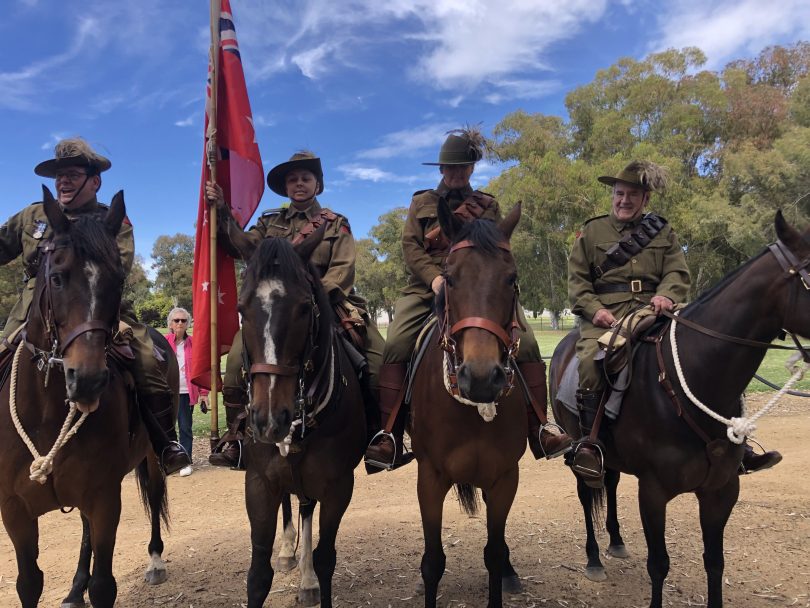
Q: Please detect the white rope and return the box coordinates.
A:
[442,352,497,422]
[8,343,89,484]
[669,310,808,444]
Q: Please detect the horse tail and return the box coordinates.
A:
[454,483,479,516]
[135,457,170,529]
[587,485,605,529]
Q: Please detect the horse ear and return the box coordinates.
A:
[775,209,798,245]
[438,196,464,242]
[105,190,126,235]
[42,184,70,235]
[498,201,521,241]
[295,222,327,262]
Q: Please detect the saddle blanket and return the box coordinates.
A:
[557,355,627,420]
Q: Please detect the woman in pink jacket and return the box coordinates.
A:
[165,307,209,477]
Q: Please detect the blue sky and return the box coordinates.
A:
[1,0,808,269]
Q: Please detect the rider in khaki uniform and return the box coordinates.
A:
[0,138,190,475]
[569,160,781,484]
[206,152,385,468]
[364,128,572,473]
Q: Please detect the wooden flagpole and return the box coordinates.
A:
[207,0,222,450]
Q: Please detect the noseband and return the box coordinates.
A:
[438,239,523,400]
[26,239,113,385]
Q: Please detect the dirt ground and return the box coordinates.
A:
[1,393,808,608]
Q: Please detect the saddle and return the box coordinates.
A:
[596,306,669,376]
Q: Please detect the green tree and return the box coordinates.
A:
[0,258,24,331]
[123,254,151,310]
[135,291,175,328]
[151,233,194,310]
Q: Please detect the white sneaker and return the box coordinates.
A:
[178,465,193,477]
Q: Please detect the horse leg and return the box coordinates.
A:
[577,474,606,581]
[312,475,354,608]
[637,480,670,608]
[275,493,297,572]
[483,468,519,608]
[697,478,740,608]
[142,455,168,585]
[1,498,43,608]
[245,471,280,608]
[605,469,628,559]
[481,491,522,594]
[297,499,320,607]
[85,491,123,608]
[417,464,451,608]
[61,513,92,608]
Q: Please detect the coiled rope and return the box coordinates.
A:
[669,310,807,444]
[442,352,497,422]
[8,343,88,484]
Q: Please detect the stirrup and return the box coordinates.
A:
[571,440,605,481]
[160,441,191,475]
[364,430,398,471]
[538,422,572,459]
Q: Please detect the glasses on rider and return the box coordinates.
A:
[172,318,188,324]
[55,171,89,183]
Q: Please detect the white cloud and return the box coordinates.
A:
[483,79,562,105]
[338,163,422,183]
[174,115,196,128]
[357,122,455,160]
[653,0,810,68]
[40,133,68,151]
[252,114,276,128]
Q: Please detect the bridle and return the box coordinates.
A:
[438,238,523,401]
[25,238,114,387]
[243,271,335,440]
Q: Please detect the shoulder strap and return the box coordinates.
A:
[591,214,668,279]
[291,209,338,246]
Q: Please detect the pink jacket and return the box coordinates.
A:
[165,332,208,405]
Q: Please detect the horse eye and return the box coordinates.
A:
[50,274,63,288]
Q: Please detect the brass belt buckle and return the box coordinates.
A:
[630,279,642,293]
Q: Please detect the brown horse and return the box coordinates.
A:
[0,189,171,608]
[230,229,366,608]
[409,201,526,608]
[550,211,810,608]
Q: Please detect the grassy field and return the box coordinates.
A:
[190,321,810,439]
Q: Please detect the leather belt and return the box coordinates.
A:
[594,280,658,294]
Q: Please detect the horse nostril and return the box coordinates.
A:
[490,366,507,391]
[457,363,472,395]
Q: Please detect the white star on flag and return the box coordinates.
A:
[246,116,257,144]
[203,208,208,226]
[202,281,209,292]
[217,289,225,305]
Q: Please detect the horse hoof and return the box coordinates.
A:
[61,601,86,608]
[144,569,168,585]
[607,544,629,559]
[298,587,320,607]
[502,574,523,594]
[584,566,607,582]
[415,579,425,596]
[274,556,297,572]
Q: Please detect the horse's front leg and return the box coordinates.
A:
[417,462,451,608]
[297,498,320,607]
[605,469,629,559]
[637,479,671,608]
[85,490,123,608]
[483,467,519,608]
[697,477,740,608]
[481,491,522,594]
[312,473,355,608]
[275,493,297,572]
[1,496,43,608]
[245,469,281,608]
[143,455,168,585]
[61,513,92,608]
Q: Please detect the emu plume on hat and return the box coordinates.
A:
[423,126,486,166]
[597,160,669,193]
[34,137,111,178]
[266,150,324,198]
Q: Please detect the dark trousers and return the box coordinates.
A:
[177,393,193,458]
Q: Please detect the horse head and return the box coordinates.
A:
[773,210,810,339]
[35,186,126,411]
[237,225,330,443]
[437,199,521,403]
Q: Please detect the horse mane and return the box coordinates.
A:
[452,219,504,255]
[64,215,125,283]
[684,248,768,313]
[246,237,334,329]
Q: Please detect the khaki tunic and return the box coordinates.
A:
[0,197,169,395]
[220,198,384,395]
[568,212,690,390]
[384,181,540,364]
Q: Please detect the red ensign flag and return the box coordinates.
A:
[190,0,263,390]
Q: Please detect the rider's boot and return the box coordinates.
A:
[518,361,572,459]
[364,363,415,474]
[740,441,782,474]
[571,388,605,488]
[141,392,192,476]
[209,389,247,469]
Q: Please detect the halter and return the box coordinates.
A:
[243,271,336,445]
[438,239,523,403]
[25,238,113,386]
